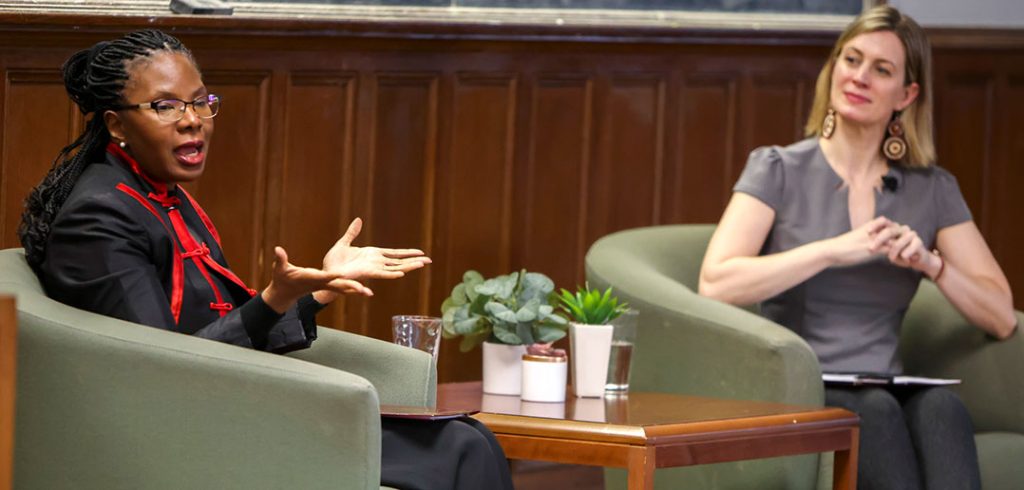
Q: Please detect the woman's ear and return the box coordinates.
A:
[103,110,125,142]
[897,82,920,111]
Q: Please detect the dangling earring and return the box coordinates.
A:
[883,111,907,161]
[119,141,127,149]
[822,108,836,139]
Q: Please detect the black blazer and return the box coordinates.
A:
[39,145,319,353]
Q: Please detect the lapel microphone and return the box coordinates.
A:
[881,175,899,192]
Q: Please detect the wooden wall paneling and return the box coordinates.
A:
[520,74,594,289]
[672,72,739,224]
[277,71,357,330]
[190,70,272,287]
[343,69,377,335]
[746,74,808,160]
[436,72,517,292]
[359,72,439,341]
[991,70,1024,309]
[585,73,666,247]
[933,68,995,236]
[432,72,518,381]
[1,70,77,249]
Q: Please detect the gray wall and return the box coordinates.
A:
[890,0,1024,28]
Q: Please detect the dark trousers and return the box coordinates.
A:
[825,386,980,490]
[380,416,514,490]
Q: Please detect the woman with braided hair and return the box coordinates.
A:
[20,29,513,490]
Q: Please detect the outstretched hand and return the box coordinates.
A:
[322,217,432,282]
[262,246,371,313]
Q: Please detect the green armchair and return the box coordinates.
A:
[585,224,1024,490]
[0,248,435,490]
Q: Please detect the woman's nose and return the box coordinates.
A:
[852,64,871,87]
[178,104,202,129]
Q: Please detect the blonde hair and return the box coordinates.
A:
[805,5,935,168]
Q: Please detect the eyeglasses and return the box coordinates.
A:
[114,94,220,122]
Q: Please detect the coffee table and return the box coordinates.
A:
[437,382,859,490]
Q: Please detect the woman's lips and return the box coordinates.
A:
[174,142,205,166]
[844,92,870,104]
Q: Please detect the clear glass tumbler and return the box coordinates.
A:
[391,315,443,363]
[605,309,638,392]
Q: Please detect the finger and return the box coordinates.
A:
[866,216,892,234]
[385,256,430,267]
[326,278,373,297]
[888,232,915,263]
[390,260,427,273]
[370,270,406,280]
[380,248,429,259]
[870,227,899,252]
[890,226,915,260]
[337,217,363,247]
[273,246,290,271]
[901,236,924,262]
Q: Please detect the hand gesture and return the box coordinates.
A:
[322,217,432,282]
[263,246,371,313]
[875,222,942,276]
[825,216,893,266]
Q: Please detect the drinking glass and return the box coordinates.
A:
[605,309,638,392]
[391,315,443,363]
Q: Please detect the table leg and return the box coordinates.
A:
[627,446,655,490]
[833,427,859,490]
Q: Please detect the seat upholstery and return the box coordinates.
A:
[586,224,1024,490]
[0,247,434,490]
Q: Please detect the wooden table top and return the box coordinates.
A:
[437,381,858,445]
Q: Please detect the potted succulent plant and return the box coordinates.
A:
[441,269,568,395]
[558,284,629,397]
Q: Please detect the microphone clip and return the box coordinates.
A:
[881,175,899,192]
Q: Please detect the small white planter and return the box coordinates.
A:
[482,342,527,395]
[569,322,614,397]
[521,354,568,403]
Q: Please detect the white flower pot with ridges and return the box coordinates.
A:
[482,342,527,395]
[570,322,614,397]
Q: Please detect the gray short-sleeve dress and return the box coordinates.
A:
[733,137,971,374]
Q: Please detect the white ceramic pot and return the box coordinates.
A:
[569,322,614,397]
[482,342,527,395]
[521,354,568,403]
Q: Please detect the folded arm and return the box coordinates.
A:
[699,192,892,305]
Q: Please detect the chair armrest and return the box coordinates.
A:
[11,291,382,490]
[900,281,1024,434]
[587,251,823,406]
[288,327,437,407]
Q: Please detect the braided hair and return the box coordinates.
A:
[18,29,194,268]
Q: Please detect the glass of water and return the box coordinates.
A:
[605,309,638,392]
[391,315,443,363]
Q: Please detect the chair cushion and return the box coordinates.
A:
[977,431,1024,490]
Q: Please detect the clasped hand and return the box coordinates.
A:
[262,217,431,313]
[828,216,940,276]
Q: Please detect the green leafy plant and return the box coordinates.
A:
[441,270,569,352]
[557,283,629,325]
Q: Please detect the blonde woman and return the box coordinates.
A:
[699,6,1016,489]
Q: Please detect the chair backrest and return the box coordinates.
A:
[587,224,715,291]
[0,249,43,294]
